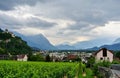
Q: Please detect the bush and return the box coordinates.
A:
[112,60,120,64]
[29,54,45,61]
[92,61,111,77]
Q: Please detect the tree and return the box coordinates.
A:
[45,54,51,62]
[92,61,111,77]
[0,33,12,40]
[0,48,5,54]
[115,51,120,59]
[29,54,44,61]
[86,56,95,68]
[0,31,32,55]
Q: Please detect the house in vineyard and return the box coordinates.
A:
[94,48,113,62]
[17,54,28,61]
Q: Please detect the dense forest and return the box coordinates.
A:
[0,28,32,55]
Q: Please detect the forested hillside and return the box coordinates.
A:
[0,29,32,55]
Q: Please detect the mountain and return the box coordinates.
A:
[74,38,114,49]
[89,43,120,51]
[56,44,75,50]
[98,38,120,50]
[56,40,100,50]
[31,47,41,51]
[88,38,120,50]
[100,43,120,50]
[56,38,113,50]
[73,41,99,49]
[14,32,57,50]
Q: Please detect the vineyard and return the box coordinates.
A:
[0,61,94,78]
[0,61,78,78]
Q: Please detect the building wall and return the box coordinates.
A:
[17,59,22,61]
[95,50,113,62]
[22,55,28,61]
[17,55,28,61]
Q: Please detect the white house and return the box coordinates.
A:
[49,52,68,62]
[17,54,28,61]
[94,48,113,62]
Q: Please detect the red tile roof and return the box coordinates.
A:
[67,54,77,60]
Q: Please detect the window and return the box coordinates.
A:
[100,57,103,60]
[103,48,107,57]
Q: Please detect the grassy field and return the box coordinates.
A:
[0,61,94,78]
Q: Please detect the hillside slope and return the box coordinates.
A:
[0,29,32,54]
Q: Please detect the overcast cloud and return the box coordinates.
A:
[0,0,120,45]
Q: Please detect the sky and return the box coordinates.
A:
[0,0,120,45]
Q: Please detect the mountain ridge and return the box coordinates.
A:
[14,32,57,50]
[56,44,76,50]
[56,38,120,50]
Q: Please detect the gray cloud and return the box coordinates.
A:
[65,22,90,30]
[0,13,56,29]
[0,14,22,29]
[0,0,120,44]
[45,0,120,36]
[25,17,56,29]
[0,0,47,11]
